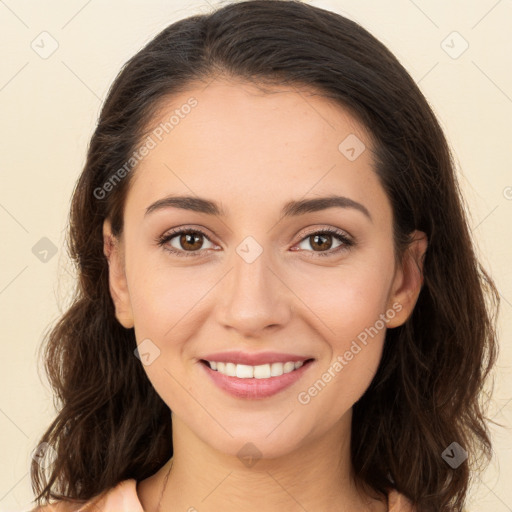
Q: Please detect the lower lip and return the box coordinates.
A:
[199,360,314,399]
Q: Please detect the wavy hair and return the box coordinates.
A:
[31,1,499,510]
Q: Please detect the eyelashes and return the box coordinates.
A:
[156,226,355,259]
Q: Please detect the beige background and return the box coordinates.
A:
[0,0,511,510]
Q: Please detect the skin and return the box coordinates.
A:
[103,77,427,512]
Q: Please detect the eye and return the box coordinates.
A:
[294,227,354,257]
[156,228,218,257]
[156,226,354,258]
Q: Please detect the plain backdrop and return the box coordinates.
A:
[0,1,511,511]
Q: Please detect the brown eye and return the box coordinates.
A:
[309,233,334,251]
[295,229,353,257]
[176,232,204,251]
[158,228,217,257]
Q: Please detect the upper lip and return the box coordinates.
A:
[200,351,314,366]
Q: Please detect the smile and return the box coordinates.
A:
[199,358,315,399]
[203,359,309,378]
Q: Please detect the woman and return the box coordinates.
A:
[30,1,499,511]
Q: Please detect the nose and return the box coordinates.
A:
[216,244,292,338]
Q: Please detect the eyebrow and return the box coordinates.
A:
[145,194,372,222]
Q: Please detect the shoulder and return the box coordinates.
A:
[30,479,143,512]
[387,488,416,512]
[31,503,79,512]
[387,489,474,511]
[31,499,88,512]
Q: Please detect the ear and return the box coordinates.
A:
[385,230,428,328]
[103,219,134,329]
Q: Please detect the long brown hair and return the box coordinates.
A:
[31,1,500,510]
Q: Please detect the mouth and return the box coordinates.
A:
[199,358,315,378]
[198,358,316,399]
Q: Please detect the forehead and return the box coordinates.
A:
[126,78,390,223]
[145,78,371,155]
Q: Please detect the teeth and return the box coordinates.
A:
[236,364,253,378]
[207,360,306,379]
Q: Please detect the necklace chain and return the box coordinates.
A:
[156,458,173,512]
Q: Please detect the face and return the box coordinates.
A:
[103,78,426,460]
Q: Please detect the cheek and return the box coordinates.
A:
[289,255,393,405]
[127,255,217,341]
[289,254,395,345]
[296,332,385,437]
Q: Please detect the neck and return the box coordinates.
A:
[137,410,387,512]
